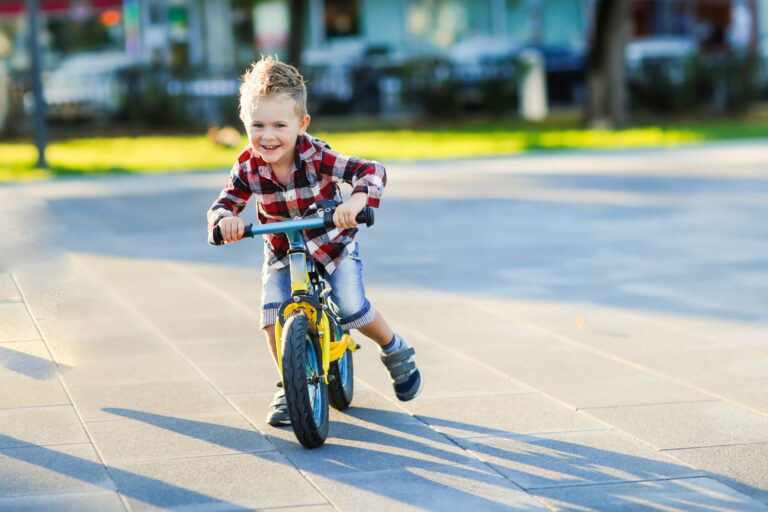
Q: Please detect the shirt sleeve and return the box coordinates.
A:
[320,146,387,208]
[207,160,252,244]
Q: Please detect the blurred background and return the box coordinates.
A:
[0,0,767,161]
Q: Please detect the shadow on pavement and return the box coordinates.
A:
[100,406,765,510]
[42,178,768,323]
[0,346,60,380]
[0,434,242,510]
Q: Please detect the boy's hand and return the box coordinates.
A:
[333,193,368,229]
[218,216,245,243]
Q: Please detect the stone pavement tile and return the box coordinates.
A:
[485,348,711,409]
[49,334,178,364]
[0,341,69,408]
[456,430,702,491]
[0,491,126,512]
[88,410,274,464]
[666,443,768,504]
[113,452,328,511]
[174,336,263,363]
[633,347,768,412]
[151,313,259,343]
[67,380,235,422]
[0,406,88,449]
[404,394,601,440]
[309,463,549,512]
[531,477,768,512]
[194,358,281,394]
[0,443,115,498]
[0,303,40,343]
[61,353,200,386]
[0,273,21,302]
[585,401,768,450]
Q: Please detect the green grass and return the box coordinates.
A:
[2,120,768,182]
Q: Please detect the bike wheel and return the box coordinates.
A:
[328,347,354,410]
[281,311,329,448]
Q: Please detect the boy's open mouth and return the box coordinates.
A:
[262,144,280,150]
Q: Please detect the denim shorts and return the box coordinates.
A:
[261,244,375,330]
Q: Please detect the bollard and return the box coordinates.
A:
[517,47,548,121]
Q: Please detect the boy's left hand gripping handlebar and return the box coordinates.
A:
[211,206,374,246]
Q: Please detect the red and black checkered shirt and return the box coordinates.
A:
[207,133,386,274]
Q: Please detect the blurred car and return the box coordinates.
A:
[625,36,698,86]
[448,35,585,106]
[26,50,139,121]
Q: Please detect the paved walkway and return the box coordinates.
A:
[1,141,767,510]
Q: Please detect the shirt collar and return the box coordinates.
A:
[296,133,318,162]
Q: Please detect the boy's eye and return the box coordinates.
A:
[252,123,263,128]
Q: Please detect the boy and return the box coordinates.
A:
[207,56,422,426]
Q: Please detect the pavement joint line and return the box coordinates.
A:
[0,402,74,411]
[0,299,23,304]
[576,399,722,411]
[9,273,131,512]
[0,441,106,452]
[526,475,714,493]
[98,448,285,466]
[470,300,768,419]
[660,441,768,452]
[0,488,123,503]
[456,428,613,441]
[72,255,342,512]
[0,337,44,344]
[412,390,539,402]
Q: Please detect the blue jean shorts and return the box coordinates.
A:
[261,244,375,330]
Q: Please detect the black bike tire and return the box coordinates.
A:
[328,349,354,410]
[281,311,329,448]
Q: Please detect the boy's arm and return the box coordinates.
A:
[207,162,252,245]
[320,147,387,208]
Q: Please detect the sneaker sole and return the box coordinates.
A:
[396,375,423,402]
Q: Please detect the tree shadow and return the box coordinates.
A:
[0,345,61,380]
[0,434,242,510]
[101,407,766,510]
[41,182,768,323]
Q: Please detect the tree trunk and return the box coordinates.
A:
[584,0,631,129]
[288,0,305,68]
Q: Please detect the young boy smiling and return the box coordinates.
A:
[208,56,422,426]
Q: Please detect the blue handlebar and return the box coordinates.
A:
[243,217,325,238]
[211,206,374,245]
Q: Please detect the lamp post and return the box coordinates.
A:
[27,0,47,169]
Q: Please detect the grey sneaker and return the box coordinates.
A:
[266,387,290,427]
[380,337,422,401]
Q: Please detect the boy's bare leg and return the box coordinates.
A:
[356,310,394,347]
[264,325,279,370]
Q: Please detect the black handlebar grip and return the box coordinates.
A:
[355,206,375,227]
[212,225,224,245]
[212,223,254,245]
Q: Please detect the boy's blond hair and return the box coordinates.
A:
[239,56,308,122]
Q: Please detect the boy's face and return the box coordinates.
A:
[245,96,310,170]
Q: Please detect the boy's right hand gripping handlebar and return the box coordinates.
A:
[212,206,374,245]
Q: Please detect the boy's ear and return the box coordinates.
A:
[298,114,311,135]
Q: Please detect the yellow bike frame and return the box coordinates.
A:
[274,233,357,384]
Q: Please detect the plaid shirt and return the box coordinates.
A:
[207,133,386,274]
